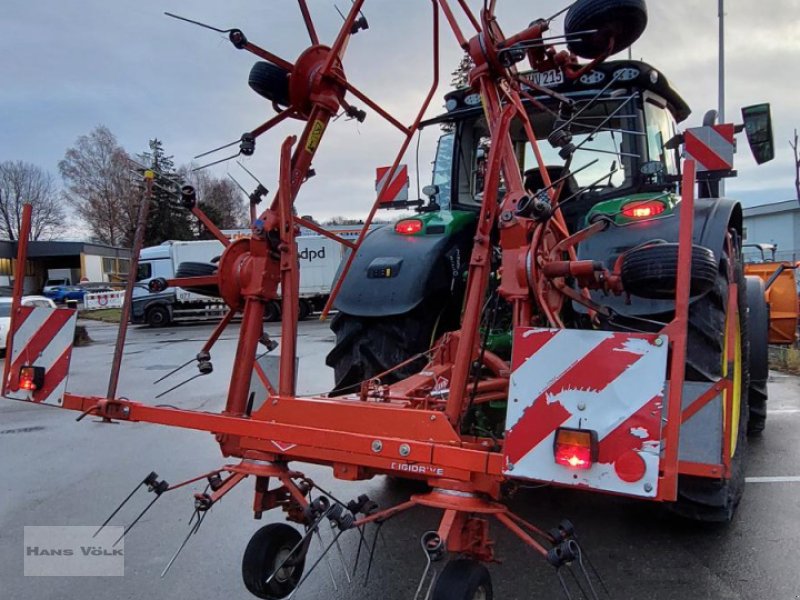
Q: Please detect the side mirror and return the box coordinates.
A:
[422,184,439,199]
[741,104,774,165]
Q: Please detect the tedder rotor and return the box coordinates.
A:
[3,0,776,598]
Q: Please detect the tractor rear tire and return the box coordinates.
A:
[242,523,306,599]
[326,302,442,396]
[175,261,219,297]
[431,559,493,600]
[669,241,750,523]
[249,62,291,107]
[565,0,648,59]
[745,276,769,435]
[620,243,718,300]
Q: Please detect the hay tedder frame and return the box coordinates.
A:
[4,1,744,598]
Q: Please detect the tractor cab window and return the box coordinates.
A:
[643,94,679,180]
[431,132,455,208]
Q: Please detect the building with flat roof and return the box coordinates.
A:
[743,200,799,262]
[0,240,130,294]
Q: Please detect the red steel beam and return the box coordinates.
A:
[2,203,32,395]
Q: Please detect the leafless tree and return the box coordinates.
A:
[790,128,800,202]
[59,126,139,246]
[0,161,65,241]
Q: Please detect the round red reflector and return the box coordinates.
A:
[395,219,423,235]
[614,450,647,483]
[621,200,666,220]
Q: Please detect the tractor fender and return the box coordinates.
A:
[577,197,743,315]
[332,224,472,318]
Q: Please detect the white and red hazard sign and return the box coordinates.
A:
[375,164,409,204]
[3,306,77,406]
[684,124,736,172]
[504,328,668,498]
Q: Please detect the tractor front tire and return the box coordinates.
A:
[565,0,648,59]
[326,302,442,396]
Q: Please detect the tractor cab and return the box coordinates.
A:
[422,60,691,232]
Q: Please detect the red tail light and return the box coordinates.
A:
[621,200,666,220]
[19,366,45,391]
[554,428,597,470]
[395,219,423,235]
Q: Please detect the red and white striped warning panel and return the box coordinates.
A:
[2,306,77,406]
[684,124,736,172]
[375,164,409,204]
[504,328,668,498]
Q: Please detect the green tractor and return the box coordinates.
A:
[327,26,774,521]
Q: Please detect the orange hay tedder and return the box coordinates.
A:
[3,1,777,598]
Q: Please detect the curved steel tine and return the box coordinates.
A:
[194,139,240,160]
[153,357,195,385]
[287,528,348,599]
[161,509,206,577]
[192,152,242,172]
[265,505,334,585]
[164,12,233,34]
[315,528,339,591]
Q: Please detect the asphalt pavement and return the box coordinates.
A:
[1,319,799,600]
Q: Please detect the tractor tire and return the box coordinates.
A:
[620,243,718,300]
[325,302,443,396]
[745,276,769,435]
[669,240,750,523]
[146,305,171,328]
[249,62,291,107]
[241,523,306,600]
[175,261,219,297]
[565,0,648,59]
[431,559,493,600]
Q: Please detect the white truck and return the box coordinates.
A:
[132,237,346,327]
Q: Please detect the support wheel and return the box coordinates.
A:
[242,523,306,600]
[565,0,648,59]
[432,559,493,600]
[620,243,718,299]
[249,62,291,107]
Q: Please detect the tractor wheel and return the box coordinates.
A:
[241,523,306,599]
[249,62,291,107]
[146,305,171,328]
[175,261,219,297]
[431,559,493,600]
[564,0,648,59]
[669,240,750,523]
[745,276,769,435]
[325,302,443,396]
[620,243,718,300]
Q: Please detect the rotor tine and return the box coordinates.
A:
[153,357,195,385]
[192,152,242,172]
[93,479,147,537]
[288,528,348,599]
[556,569,574,600]
[566,564,590,600]
[315,528,339,591]
[112,494,161,547]
[363,522,382,586]
[331,524,351,583]
[161,510,206,577]
[227,173,250,198]
[334,4,347,21]
[236,161,267,188]
[545,2,576,23]
[575,546,605,600]
[163,12,231,34]
[194,138,240,160]
[351,525,371,578]
[155,373,203,399]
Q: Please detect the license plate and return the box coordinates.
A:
[530,69,564,88]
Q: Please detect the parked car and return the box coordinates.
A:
[42,278,70,294]
[43,285,86,303]
[0,296,57,352]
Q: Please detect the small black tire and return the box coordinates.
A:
[620,243,718,299]
[745,276,769,435]
[431,559,493,600]
[249,62,291,107]
[565,0,648,59]
[242,523,306,600]
[264,301,281,323]
[175,261,219,297]
[146,305,171,328]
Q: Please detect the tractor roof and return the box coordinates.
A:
[424,60,691,127]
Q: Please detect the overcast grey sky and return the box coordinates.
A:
[1,0,798,227]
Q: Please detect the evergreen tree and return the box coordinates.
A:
[138,139,193,246]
